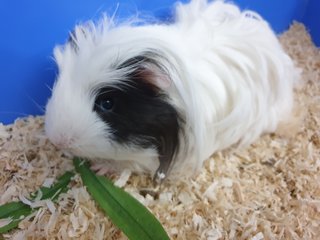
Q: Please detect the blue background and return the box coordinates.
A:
[0,0,318,124]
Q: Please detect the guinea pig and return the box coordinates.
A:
[44,0,299,182]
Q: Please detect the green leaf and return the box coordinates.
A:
[0,171,74,234]
[73,157,170,240]
[35,171,74,201]
[0,202,32,233]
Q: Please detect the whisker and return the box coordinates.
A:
[26,94,46,114]
[45,84,53,92]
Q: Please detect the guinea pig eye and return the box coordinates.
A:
[96,98,114,112]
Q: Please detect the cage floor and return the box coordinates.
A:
[1,23,319,239]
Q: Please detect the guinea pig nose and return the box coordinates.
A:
[53,140,67,149]
[51,135,74,150]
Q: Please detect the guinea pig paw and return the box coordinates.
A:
[90,162,118,175]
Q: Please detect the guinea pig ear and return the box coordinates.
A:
[142,62,172,90]
[120,55,172,90]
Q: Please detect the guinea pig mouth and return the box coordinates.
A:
[59,150,74,159]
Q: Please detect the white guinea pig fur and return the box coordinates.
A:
[45,0,299,181]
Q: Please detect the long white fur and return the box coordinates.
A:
[45,0,298,178]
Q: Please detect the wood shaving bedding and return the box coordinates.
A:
[1,23,319,239]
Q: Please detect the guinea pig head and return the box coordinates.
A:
[45,35,182,179]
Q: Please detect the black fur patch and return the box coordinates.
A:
[93,55,181,178]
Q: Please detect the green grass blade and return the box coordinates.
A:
[36,171,74,200]
[0,171,74,234]
[97,175,170,240]
[0,202,32,219]
[73,157,170,240]
[0,202,32,234]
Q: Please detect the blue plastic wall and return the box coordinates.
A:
[0,0,317,124]
[302,0,320,46]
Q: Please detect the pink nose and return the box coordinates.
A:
[53,141,68,149]
[51,135,74,150]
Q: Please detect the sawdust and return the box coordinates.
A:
[1,23,320,239]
